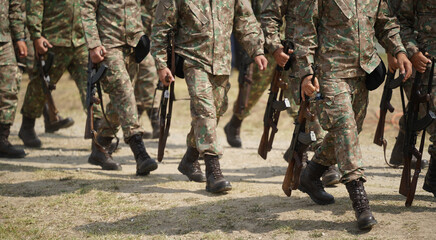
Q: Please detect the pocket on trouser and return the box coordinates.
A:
[317,96,337,131]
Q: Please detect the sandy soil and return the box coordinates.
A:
[0,71,435,240]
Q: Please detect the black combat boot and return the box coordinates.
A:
[298,161,335,205]
[147,108,160,139]
[345,180,378,230]
[43,104,74,133]
[178,146,206,182]
[204,155,232,193]
[0,124,26,158]
[390,130,428,168]
[423,157,436,197]
[224,115,242,148]
[128,134,158,175]
[322,165,341,187]
[18,116,42,148]
[88,135,122,170]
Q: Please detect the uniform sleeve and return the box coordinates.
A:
[396,0,419,58]
[293,0,318,79]
[80,0,102,49]
[141,0,157,36]
[233,0,265,58]
[150,0,177,70]
[374,0,407,57]
[9,0,25,40]
[260,0,286,54]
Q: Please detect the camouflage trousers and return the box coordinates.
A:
[398,68,436,157]
[135,54,158,110]
[313,76,368,184]
[0,42,22,125]
[21,44,102,119]
[184,60,230,157]
[99,46,143,142]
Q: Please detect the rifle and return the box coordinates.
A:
[157,33,176,162]
[399,56,435,207]
[235,47,254,114]
[282,67,318,197]
[258,41,292,159]
[373,70,404,166]
[38,51,59,123]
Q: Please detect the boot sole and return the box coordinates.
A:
[45,120,75,133]
[358,219,378,230]
[88,158,122,171]
[137,162,158,176]
[206,185,232,193]
[0,152,26,158]
[298,185,335,205]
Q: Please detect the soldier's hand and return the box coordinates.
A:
[90,46,106,64]
[410,51,431,73]
[15,40,27,58]
[387,53,398,73]
[396,52,413,81]
[34,37,52,55]
[273,47,293,67]
[158,67,173,86]
[301,74,319,102]
[254,55,268,71]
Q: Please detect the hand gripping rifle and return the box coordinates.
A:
[373,70,404,166]
[258,42,292,159]
[84,55,119,152]
[235,45,254,114]
[157,34,176,162]
[38,51,59,123]
[282,66,318,196]
[399,56,435,207]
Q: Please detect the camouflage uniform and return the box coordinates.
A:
[294,0,406,183]
[397,1,436,155]
[81,0,144,141]
[20,0,102,119]
[135,0,158,111]
[0,0,25,125]
[151,0,265,157]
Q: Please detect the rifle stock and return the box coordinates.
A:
[39,52,59,123]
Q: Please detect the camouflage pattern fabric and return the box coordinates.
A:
[397,0,436,58]
[135,54,158,110]
[293,0,406,80]
[21,45,103,119]
[81,0,144,50]
[151,0,265,75]
[98,46,143,142]
[312,77,368,183]
[135,0,158,111]
[26,0,85,47]
[184,60,230,156]
[0,42,22,125]
[0,0,25,60]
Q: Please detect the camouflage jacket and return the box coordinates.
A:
[151,0,265,76]
[0,0,25,43]
[26,0,85,47]
[293,0,406,79]
[397,0,436,58]
[81,0,144,50]
[260,0,296,54]
[141,0,157,36]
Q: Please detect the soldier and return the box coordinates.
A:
[260,0,340,187]
[294,0,412,230]
[396,0,436,197]
[136,0,160,139]
[19,0,99,150]
[151,0,268,193]
[0,0,27,158]
[81,0,158,174]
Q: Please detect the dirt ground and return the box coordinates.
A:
[1,69,435,240]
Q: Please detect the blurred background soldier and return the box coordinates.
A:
[0,0,27,158]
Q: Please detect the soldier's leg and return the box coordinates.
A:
[0,42,25,158]
[19,46,72,147]
[184,60,232,193]
[224,54,275,147]
[135,54,159,139]
[94,47,156,174]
